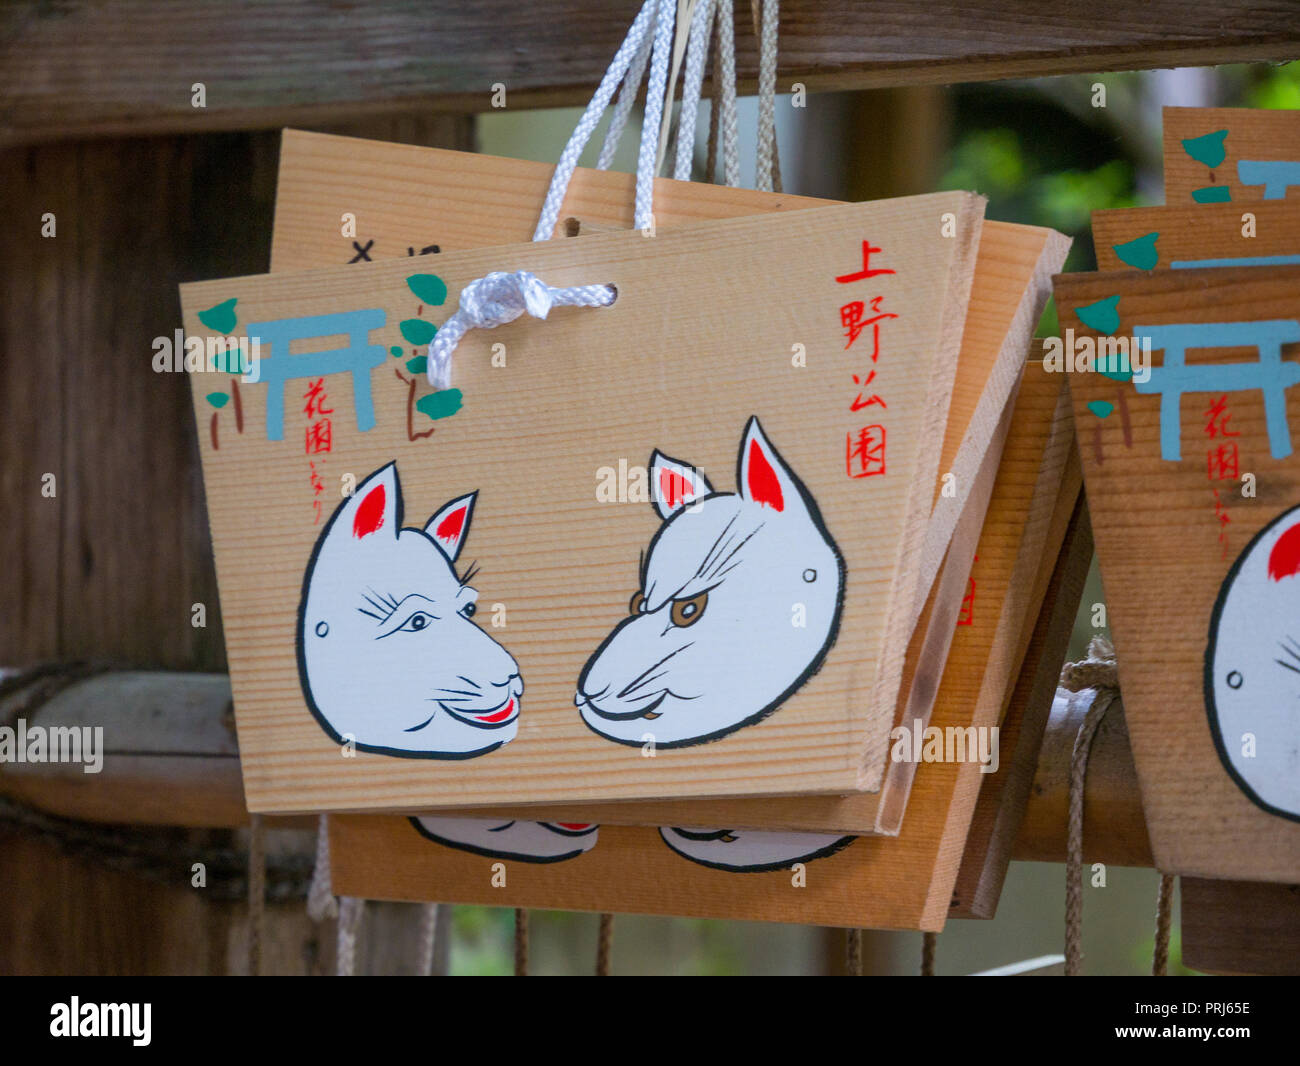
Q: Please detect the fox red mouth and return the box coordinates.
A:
[472,697,516,724]
[440,693,520,729]
[543,821,598,836]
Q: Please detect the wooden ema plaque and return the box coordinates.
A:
[1163,106,1300,206]
[1056,265,1300,881]
[1093,201,1300,274]
[267,131,1068,830]
[182,179,984,813]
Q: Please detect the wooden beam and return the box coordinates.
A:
[1181,877,1300,976]
[1,665,1151,864]
[4,1,1299,145]
[1012,676,1155,869]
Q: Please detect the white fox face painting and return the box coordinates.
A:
[659,827,855,872]
[410,817,599,863]
[577,417,844,748]
[297,463,523,759]
[1206,503,1300,822]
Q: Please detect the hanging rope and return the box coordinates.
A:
[1153,873,1176,976]
[1059,636,1118,977]
[416,902,441,976]
[306,814,339,922]
[514,908,530,976]
[533,0,659,240]
[705,30,722,182]
[751,0,781,192]
[427,271,617,390]
[597,19,656,171]
[672,0,717,181]
[247,813,266,976]
[432,0,686,389]
[596,913,615,975]
[845,929,862,975]
[336,896,365,976]
[921,931,936,976]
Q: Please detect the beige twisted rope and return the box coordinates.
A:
[247,813,266,976]
[1153,873,1176,976]
[845,929,862,975]
[1059,635,1117,976]
[596,913,614,975]
[1058,636,1175,977]
[921,931,936,976]
[416,903,441,976]
[514,908,529,976]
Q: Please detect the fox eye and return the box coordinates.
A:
[670,590,708,627]
[629,591,645,615]
[398,611,433,633]
[460,602,476,619]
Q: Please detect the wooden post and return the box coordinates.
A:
[0,116,472,975]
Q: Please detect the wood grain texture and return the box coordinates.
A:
[1181,876,1300,975]
[330,364,1076,930]
[1056,266,1300,882]
[269,132,1065,828]
[272,130,1028,635]
[951,492,1093,919]
[0,120,474,676]
[442,245,1068,831]
[1163,106,1300,206]
[6,2,1300,145]
[1093,201,1300,273]
[185,192,983,812]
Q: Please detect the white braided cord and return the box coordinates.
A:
[673,0,717,181]
[754,0,779,192]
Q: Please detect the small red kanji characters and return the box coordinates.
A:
[1207,441,1240,481]
[850,370,886,412]
[1203,394,1240,439]
[302,377,334,420]
[835,240,895,284]
[305,419,333,455]
[957,575,976,626]
[846,424,887,479]
[840,295,898,351]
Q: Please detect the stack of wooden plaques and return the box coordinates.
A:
[178,130,1079,933]
[1055,107,1300,906]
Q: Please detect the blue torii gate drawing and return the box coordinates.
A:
[1133,319,1300,462]
[1237,160,1300,200]
[245,309,388,442]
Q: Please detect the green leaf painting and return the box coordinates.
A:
[1112,232,1159,270]
[406,356,428,375]
[198,298,238,334]
[1181,129,1228,169]
[391,345,404,358]
[1086,400,1114,419]
[1076,294,1121,334]
[400,318,436,345]
[1192,185,1232,204]
[205,392,230,409]
[415,388,463,421]
[406,274,448,306]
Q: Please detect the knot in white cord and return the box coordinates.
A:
[427,270,614,389]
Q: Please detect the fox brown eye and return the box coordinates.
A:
[670,591,708,627]
[629,591,645,615]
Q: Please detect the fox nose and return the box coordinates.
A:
[492,671,523,695]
